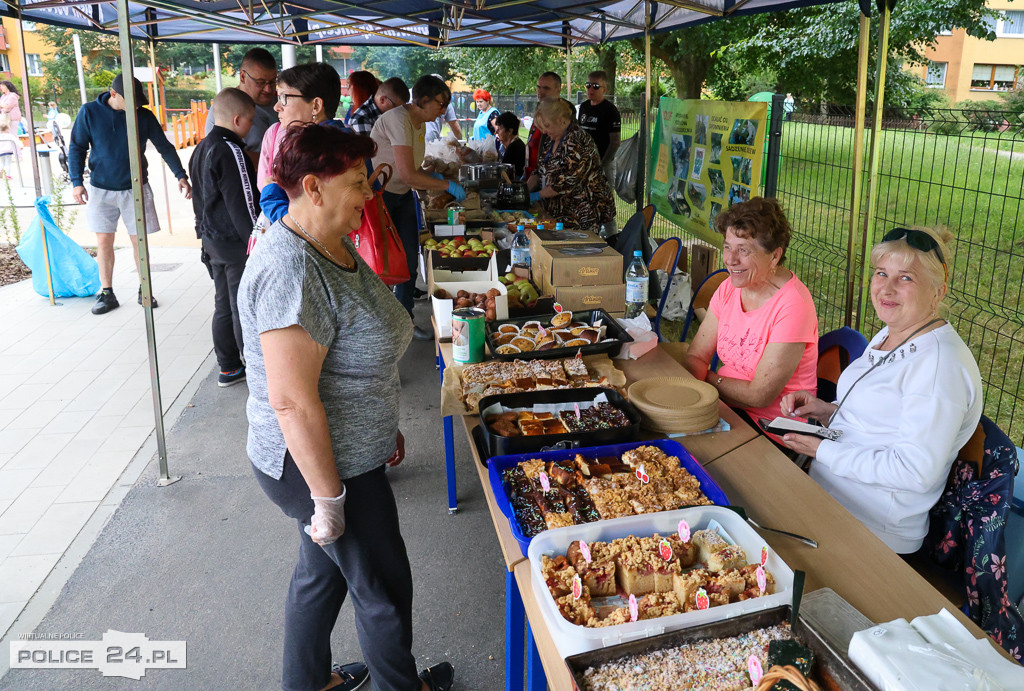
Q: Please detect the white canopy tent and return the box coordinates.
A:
[1,0,890,482]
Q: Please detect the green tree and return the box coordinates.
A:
[351,46,451,85]
[440,46,561,92]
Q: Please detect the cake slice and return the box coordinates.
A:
[707,544,747,573]
[540,554,577,598]
[692,528,729,564]
[672,569,709,606]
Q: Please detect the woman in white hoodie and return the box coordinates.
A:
[780,226,982,554]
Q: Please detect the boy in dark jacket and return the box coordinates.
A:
[189,88,260,387]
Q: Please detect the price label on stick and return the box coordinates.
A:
[572,574,582,600]
[575,348,582,360]
[574,402,581,419]
[579,540,592,564]
[538,324,547,338]
[553,302,563,313]
[695,587,710,610]
[635,465,650,484]
[756,565,767,594]
[761,546,768,566]
[659,538,673,561]
[748,655,763,685]
[628,594,638,622]
[539,472,550,492]
[678,520,691,543]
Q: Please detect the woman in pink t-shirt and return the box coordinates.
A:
[684,197,818,444]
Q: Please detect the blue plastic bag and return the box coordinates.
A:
[16,197,100,298]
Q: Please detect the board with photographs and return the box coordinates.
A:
[649,98,766,246]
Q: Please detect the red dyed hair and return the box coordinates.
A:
[473,88,491,102]
[274,125,377,200]
[348,70,379,108]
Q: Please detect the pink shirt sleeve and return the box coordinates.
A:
[257,122,282,191]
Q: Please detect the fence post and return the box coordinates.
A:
[764,93,785,197]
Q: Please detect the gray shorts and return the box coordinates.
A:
[86,182,161,235]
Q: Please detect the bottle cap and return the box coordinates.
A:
[516,224,525,231]
[634,250,642,257]
[537,224,545,231]
[555,222,564,230]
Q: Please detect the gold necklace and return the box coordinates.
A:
[289,215,352,269]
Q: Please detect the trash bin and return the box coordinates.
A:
[36,146,52,197]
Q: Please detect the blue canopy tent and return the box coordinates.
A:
[3,0,881,485]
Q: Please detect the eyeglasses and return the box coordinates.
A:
[881,227,945,267]
[585,82,604,90]
[241,69,275,90]
[276,92,306,106]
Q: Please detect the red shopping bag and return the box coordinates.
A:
[351,163,410,286]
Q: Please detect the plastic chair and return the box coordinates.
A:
[646,237,682,340]
[926,416,1024,661]
[816,326,869,402]
[680,268,728,343]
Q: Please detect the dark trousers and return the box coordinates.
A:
[202,238,247,371]
[252,456,419,691]
[382,190,419,316]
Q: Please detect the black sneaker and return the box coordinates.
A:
[218,367,246,388]
[418,661,454,691]
[413,325,433,341]
[91,290,120,315]
[138,287,159,308]
[413,287,429,301]
[329,662,369,690]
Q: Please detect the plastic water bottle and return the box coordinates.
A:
[511,224,531,269]
[625,250,649,318]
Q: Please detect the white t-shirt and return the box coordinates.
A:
[370,106,425,196]
[810,323,982,553]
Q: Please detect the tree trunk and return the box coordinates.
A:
[631,35,710,100]
[591,45,618,94]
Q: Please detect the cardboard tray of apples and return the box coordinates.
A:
[498,271,555,317]
[422,235,498,272]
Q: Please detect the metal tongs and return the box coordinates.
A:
[747,517,818,548]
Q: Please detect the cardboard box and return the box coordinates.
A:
[431,280,508,340]
[683,242,720,294]
[433,224,467,238]
[547,283,626,314]
[529,227,605,246]
[532,243,623,291]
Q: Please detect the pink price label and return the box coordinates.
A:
[538,325,547,337]
[678,520,691,543]
[574,402,581,419]
[575,348,583,360]
[635,465,650,484]
[756,565,767,593]
[695,587,710,610]
[579,540,592,564]
[748,655,763,685]
[761,546,768,566]
[539,472,550,492]
[659,539,673,562]
[572,574,582,600]
[628,594,638,622]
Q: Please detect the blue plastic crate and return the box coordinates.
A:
[487,439,730,557]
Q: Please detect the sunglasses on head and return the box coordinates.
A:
[585,82,603,89]
[882,227,945,267]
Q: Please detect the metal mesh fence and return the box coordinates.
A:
[613,100,1024,443]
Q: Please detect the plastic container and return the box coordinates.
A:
[527,505,797,657]
[484,309,633,360]
[487,439,729,557]
[477,387,642,457]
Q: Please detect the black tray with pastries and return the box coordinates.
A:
[477,387,641,458]
[485,309,633,360]
[563,602,877,691]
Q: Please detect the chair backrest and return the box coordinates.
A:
[816,326,869,401]
[956,421,986,478]
[648,237,681,274]
[680,268,728,343]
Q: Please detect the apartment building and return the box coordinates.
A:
[0,18,56,85]
[918,1,1023,103]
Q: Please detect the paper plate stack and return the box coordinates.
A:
[627,377,720,434]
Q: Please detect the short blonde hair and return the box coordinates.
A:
[535,98,573,130]
[871,225,953,305]
[212,87,255,123]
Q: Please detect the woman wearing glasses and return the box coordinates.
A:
[780,226,982,554]
[370,75,467,339]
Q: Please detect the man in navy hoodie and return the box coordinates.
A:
[69,73,192,315]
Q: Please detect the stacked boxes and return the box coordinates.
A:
[530,236,625,315]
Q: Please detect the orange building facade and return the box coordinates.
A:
[917,1,1024,103]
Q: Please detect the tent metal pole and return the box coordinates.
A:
[115,0,177,486]
[13,2,55,305]
[316,44,323,62]
[643,0,652,209]
[846,11,871,328]
[213,43,223,91]
[565,44,571,100]
[150,39,174,236]
[282,45,296,68]
[856,4,891,333]
[73,33,88,106]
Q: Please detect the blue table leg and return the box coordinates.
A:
[526,622,546,691]
[506,569,525,691]
[436,351,458,514]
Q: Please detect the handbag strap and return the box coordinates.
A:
[369,163,393,192]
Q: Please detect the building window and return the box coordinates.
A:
[925,61,947,88]
[971,64,1018,91]
[21,21,36,32]
[0,54,9,73]
[1001,11,1024,36]
[26,53,42,76]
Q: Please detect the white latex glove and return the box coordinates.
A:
[308,485,347,545]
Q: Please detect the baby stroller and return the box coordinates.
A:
[48,117,70,176]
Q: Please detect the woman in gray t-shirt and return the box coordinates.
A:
[239,126,454,691]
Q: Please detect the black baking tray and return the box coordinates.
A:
[563,604,877,691]
[477,388,641,457]
[485,309,632,360]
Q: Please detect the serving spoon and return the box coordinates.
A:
[746,517,818,548]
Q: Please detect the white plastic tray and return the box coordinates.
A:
[527,505,796,658]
